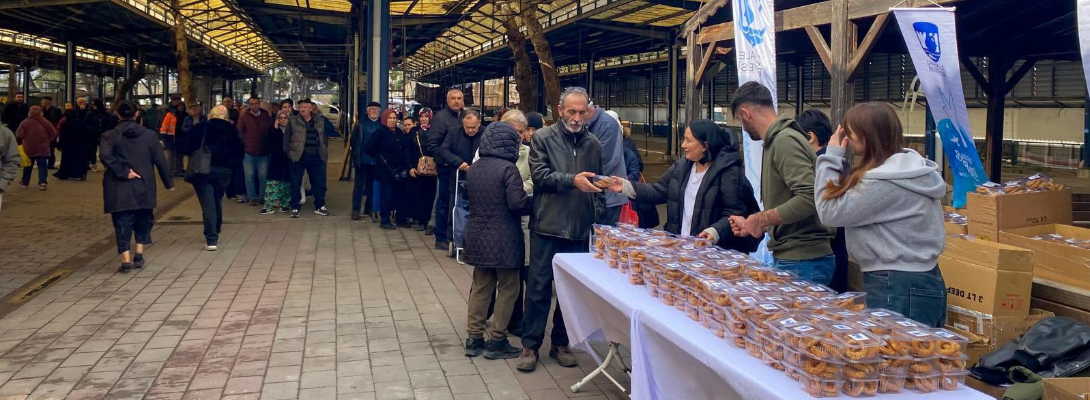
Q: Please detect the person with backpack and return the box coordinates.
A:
[604,119,760,253]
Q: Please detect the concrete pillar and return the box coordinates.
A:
[66,41,77,104]
[366,0,390,108]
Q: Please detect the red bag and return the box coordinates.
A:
[619,202,639,226]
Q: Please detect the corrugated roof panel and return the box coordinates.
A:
[391,0,461,15]
[265,0,351,13]
[611,3,676,24]
[649,12,694,27]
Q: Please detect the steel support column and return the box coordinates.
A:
[21,65,30,99]
[587,54,595,99]
[366,0,390,108]
[795,63,804,118]
[984,57,1012,182]
[162,67,170,105]
[66,41,77,104]
[503,74,509,108]
[479,79,485,113]
[124,51,133,100]
[925,102,936,161]
[647,64,654,137]
[706,74,714,120]
[667,37,678,157]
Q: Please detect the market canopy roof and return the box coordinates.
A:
[404,0,713,80]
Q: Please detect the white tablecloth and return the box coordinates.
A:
[553,253,995,400]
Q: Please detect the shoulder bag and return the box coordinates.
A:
[378,154,408,183]
[415,134,437,176]
[184,125,212,183]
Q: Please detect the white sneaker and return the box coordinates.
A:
[205,245,218,251]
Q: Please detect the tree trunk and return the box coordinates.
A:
[500,3,536,113]
[520,4,560,118]
[111,51,146,112]
[171,0,194,106]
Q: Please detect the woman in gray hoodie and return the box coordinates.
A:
[814,102,948,327]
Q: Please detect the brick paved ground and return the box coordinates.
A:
[0,161,631,400]
[0,166,193,299]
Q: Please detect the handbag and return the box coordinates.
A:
[619,202,639,226]
[414,134,437,176]
[183,125,212,183]
[378,154,408,183]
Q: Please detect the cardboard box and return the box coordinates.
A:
[967,189,1072,242]
[943,206,969,236]
[1044,378,1090,400]
[938,236,1035,316]
[946,307,1053,345]
[939,255,1033,316]
[1000,224,1090,292]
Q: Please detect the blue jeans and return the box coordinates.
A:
[243,154,269,202]
[351,164,373,213]
[773,254,835,286]
[21,157,48,185]
[864,267,947,328]
[290,153,327,210]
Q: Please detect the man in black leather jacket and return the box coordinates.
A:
[426,88,464,251]
[517,87,602,372]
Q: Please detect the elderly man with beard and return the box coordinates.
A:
[517,87,603,372]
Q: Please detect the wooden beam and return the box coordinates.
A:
[696,0,962,45]
[805,26,832,71]
[846,12,889,76]
[829,0,856,124]
[682,0,731,38]
[1005,58,1039,94]
[693,40,719,84]
[960,56,992,93]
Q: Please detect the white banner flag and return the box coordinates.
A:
[734,0,776,262]
[1078,0,1090,95]
[893,8,987,208]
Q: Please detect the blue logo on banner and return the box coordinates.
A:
[740,0,766,46]
[937,118,988,208]
[912,22,941,62]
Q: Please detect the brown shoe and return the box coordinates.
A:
[549,345,578,368]
[515,348,538,372]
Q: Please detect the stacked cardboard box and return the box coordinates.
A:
[1045,378,1090,400]
[939,236,1035,316]
[946,306,1053,366]
[1001,224,1090,292]
[943,206,969,236]
[967,189,1072,242]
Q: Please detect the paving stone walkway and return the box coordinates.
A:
[0,161,630,400]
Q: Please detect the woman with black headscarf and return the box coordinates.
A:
[54,99,91,180]
[605,119,762,253]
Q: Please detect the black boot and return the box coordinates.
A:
[119,262,133,274]
[483,338,521,360]
[133,254,145,269]
[464,338,485,358]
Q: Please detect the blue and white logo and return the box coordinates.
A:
[913,22,941,62]
[740,0,766,46]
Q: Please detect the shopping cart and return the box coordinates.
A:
[452,170,469,265]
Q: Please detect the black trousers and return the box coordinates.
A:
[414,175,437,225]
[393,180,410,224]
[112,209,154,254]
[351,164,374,213]
[521,232,584,351]
[191,168,230,245]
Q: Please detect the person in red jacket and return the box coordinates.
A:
[16,106,58,189]
[236,96,273,205]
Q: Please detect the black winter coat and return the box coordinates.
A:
[364,126,411,183]
[529,124,603,241]
[178,118,244,170]
[100,121,174,214]
[630,148,761,252]
[265,125,291,182]
[436,127,481,170]
[465,122,531,268]
[425,107,462,159]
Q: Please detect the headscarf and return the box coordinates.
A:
[380,109,398,131]
[688,119,735,164]
[275,110,290,130]
[418,107,433,130]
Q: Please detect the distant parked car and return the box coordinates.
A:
[316,103,341,132]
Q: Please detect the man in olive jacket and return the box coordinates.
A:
[518,87,602,373]
[728,81,835,285]
[284,99,331,217]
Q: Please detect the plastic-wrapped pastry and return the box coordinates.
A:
[799,370,844,398]
[841,379,879,398]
